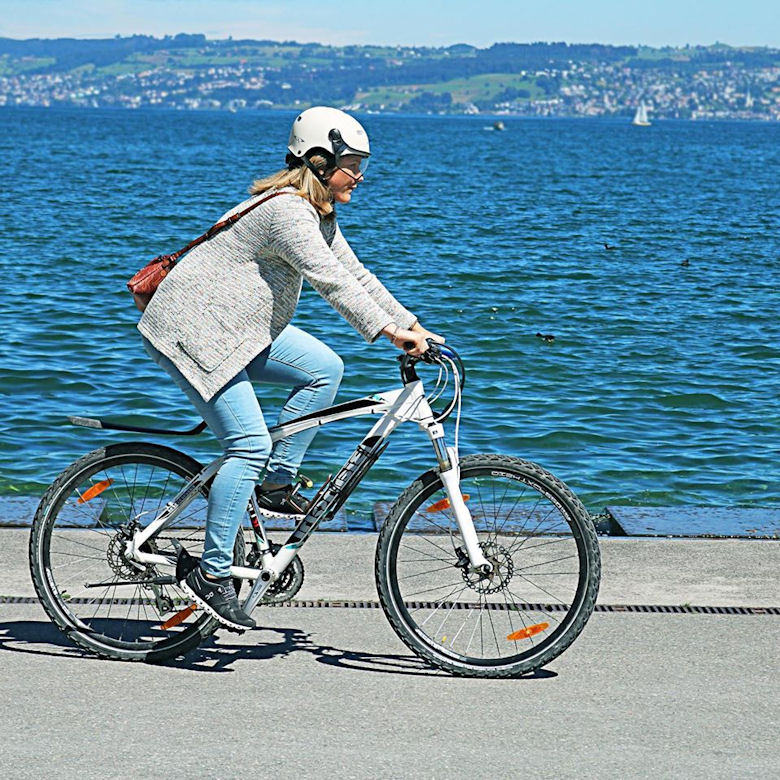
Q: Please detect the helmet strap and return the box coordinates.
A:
[285,152,303,171]
[302,155,332,188]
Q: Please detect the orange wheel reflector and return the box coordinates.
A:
[159,604,198,630]
[77,478,114,504]
[425,494,470,513]
[507,622,549,641]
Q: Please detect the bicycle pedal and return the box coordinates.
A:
[296,473,314,490]
[223,625,247,635]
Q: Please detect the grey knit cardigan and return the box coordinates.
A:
[137,188,416,402]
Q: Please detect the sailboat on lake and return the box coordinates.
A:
[632,101,651,126]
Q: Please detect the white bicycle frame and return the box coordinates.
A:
[129,374,491,615]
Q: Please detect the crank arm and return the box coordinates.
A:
[242,573,275,615]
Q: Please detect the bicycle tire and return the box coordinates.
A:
[375,454,600,678]
[29,442,245,662]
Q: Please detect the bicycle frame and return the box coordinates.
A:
[128,374,491,614]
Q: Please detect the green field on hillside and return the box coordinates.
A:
[356,72,543,107]
[0,54,55,75]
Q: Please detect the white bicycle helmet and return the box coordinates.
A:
[287,106,370,174]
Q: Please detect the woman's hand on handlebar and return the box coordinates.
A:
[411,322,445,345]
[382,323,430,356]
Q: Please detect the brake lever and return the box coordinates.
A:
[419,340,443,363]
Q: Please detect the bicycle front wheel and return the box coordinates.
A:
[375,454,600,678]
[29,443,245,662]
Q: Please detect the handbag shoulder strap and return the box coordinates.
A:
[169,190,303,261]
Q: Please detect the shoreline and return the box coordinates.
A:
[2,104,779,123]
[2,495,778,538]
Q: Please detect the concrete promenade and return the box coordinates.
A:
[1,530,778,779]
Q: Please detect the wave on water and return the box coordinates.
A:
[654,392,735,410]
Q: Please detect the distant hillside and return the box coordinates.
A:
[1,35,778,120]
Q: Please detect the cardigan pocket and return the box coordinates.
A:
[176,304,247,373]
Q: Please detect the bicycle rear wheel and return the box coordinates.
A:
[375,454,600,678]
[29,442,245,662]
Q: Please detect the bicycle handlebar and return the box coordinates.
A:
[398,341,466,390]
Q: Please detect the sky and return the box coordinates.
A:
[1,0,778,49]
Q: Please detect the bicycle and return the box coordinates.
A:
[29,343,601,678]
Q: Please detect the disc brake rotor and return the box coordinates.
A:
[461,541,514,595]
[106,528,160,580]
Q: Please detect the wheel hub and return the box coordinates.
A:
[461,541,514,594]
[106,528,158,580]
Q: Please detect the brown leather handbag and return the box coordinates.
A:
[127,190,295,312]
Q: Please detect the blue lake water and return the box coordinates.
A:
[0,107,778,521]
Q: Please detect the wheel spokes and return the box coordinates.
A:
[390,467,588,665]
[44,458,212,647]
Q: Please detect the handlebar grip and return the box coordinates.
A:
[402,341,416,351]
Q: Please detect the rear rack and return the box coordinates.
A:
[68,416,207,436]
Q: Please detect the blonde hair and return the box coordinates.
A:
[248,153,334,216]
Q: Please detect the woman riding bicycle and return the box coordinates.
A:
[138,106,442,631]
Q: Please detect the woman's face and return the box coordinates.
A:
[327,155,365,204]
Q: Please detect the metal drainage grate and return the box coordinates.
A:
[266,600,780,616]
[2,595,778,615]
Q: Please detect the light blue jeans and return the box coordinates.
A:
[143,325,343,578]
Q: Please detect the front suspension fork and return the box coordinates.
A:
[430,434,491,573]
